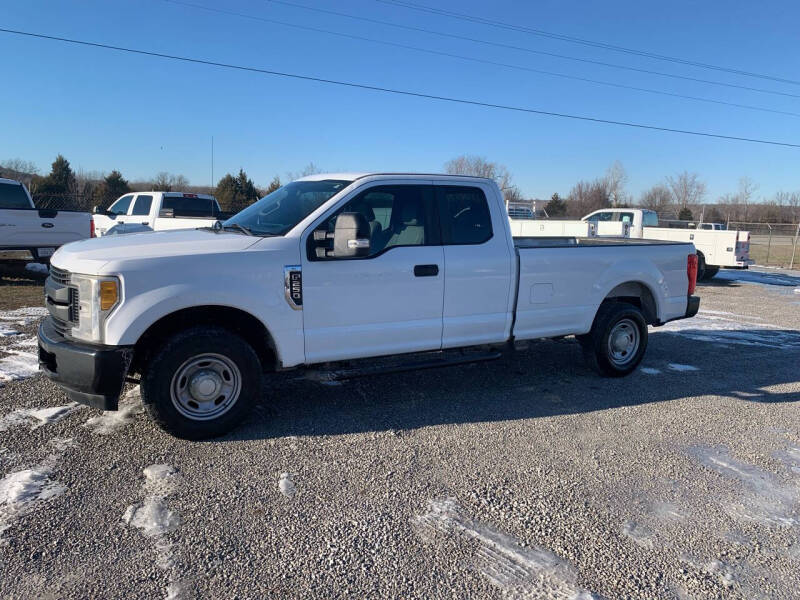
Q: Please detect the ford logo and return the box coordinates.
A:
[42,222,55,228]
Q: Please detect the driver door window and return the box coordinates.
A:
[107,195,133,216]
[311,185,437,259]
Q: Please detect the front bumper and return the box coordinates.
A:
[37,317,132,410]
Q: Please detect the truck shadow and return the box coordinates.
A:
[231,328,800,441]
[704,269,800,288]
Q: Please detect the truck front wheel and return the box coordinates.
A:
[579,302,648,377]
[140,327,261,439]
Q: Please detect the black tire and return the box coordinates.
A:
[140,326,261,439]
[580,302,648,377]
[700,265,719,281]
[696,252,707,281]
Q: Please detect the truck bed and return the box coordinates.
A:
[513,236,688,248]
[511,237,694,342]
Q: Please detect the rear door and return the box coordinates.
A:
[437,183,514,348]
[301,182,444,363]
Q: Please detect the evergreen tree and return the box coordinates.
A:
[214,169,260,212]
[92,170,131,210]
[678,207,694,221]
[30,154,76,208]
[544,193,567,217]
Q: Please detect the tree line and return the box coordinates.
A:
[444,155,800,224]
[3,154,799,224]
[0,155,301,213]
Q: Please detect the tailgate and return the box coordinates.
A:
[0,208,91,248]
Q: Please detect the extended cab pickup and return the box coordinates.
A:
[92,191,228,236]
[0,177,93,261]
[38,174,700,439]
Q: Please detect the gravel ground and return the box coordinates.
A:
[1,267,799,599]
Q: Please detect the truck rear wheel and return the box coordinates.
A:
[579,302,648,377]
[140,327,261,439]
[700,266,719,281]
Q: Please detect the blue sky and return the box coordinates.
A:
[2,0,799,201]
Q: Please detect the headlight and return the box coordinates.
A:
[70,274,121,343]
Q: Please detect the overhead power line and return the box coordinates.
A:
[0,27,798,148]
[374,0,800,87]
[165,0,800,118]
[263,0,800,100]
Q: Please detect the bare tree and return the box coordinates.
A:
[638,184,672,214]
[567,178,610,217]
[444,154,517,204]
[605,161,628,207]
[151,172,189,192]
[665,171,706,208]
[0,158,39,186]
[734,176,758,221]
[287,162,323,182]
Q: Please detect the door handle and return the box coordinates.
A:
[414,264,439,277]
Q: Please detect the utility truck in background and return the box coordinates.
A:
[0,177,93,261]
[582,208,751,280]
[92,191,228,236]
[39,173,700,439]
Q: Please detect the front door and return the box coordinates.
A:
[301,183,444,364]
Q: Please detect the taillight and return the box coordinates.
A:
[687,254,698,295]
[90,218,96,238]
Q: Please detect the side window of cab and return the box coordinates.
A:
[309,185,437,260]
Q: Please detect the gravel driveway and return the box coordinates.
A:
[1,267,799,599]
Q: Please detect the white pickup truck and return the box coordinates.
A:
[0,177,93,261]
[92,191,228,236]
[38,173,700,438]
[583,208,751,280]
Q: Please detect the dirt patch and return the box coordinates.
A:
[0,263,46,311]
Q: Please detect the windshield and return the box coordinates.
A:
[223,180,350,236]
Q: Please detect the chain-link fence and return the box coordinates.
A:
[730,222,800,269]
[31,193,93,212]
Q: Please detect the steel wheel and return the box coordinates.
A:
[606,318,640,367]
[170,353,242,421]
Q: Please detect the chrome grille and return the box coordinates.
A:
[49,265,70,285]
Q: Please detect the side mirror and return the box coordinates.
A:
[92,205,100,215]
[333,213,370,258]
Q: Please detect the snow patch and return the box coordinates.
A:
[0,438,72,543]
[84,387,142,434]
[278,472,296,499]
[716,268,800,288]
[0,306,48,327]
[412,498,600,599]
[0,403,83,432]
[640,367,661,375]
[0,324,20,337]
[24,262,49,275]
[123,464,189,598]
[658,310,800,350]
[622,520,654,549]
[668,363,699,372]
[0,349,39,383]
[689,445,800,527]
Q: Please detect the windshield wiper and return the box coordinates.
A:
[222,223,253,236]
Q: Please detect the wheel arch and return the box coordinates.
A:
[131,305,279,375]
[602,280,659,325]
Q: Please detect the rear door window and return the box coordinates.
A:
[437,186,493,245]
[617,212,634,224]
[131,195,153,216]
[0,182,31,208]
